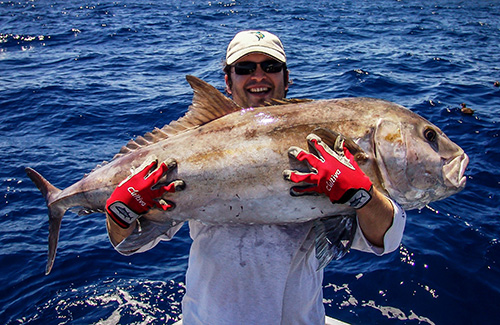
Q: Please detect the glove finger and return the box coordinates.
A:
[340,144,359,170]
[342,144,357,163]
[307,134,342,161]
[306,136,323,160]
[146,160,177,184]
[290,185,320,196]
[136,160,159,179]
[283,169,318,184]
[309,134,356,170]
[287,146,320,166]
[155,180,186,195]
[155,199,176,211]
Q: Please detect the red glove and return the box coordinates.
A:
[283,133,372,209]
[106,159,185,228]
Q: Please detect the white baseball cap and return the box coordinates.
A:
[226,30,286,65]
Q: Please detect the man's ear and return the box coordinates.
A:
[224,74,232,95]
[285,70,290,91]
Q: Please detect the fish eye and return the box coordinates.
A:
[424,128,437,142]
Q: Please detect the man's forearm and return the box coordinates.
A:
[106,215,136,247]
[356,187,394,248]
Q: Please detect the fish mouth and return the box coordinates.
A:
[443,153,469,189]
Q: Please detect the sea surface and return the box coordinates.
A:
[1,0,499,324]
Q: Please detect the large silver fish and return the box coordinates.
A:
[26,76,468,274]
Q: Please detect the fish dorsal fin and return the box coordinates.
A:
[113,76,242,159]
[179,75,243,128]
[264,98,314,106]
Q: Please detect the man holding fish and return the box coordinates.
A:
[105,30,406,324]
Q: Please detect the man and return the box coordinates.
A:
[105,30,406,324]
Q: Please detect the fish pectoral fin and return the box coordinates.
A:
[314,215,357,270]
[311,128,369,163]
[114,218,184,256]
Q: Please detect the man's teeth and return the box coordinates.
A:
[249,87,269,93]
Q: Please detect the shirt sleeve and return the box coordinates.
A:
[350,198,406,255]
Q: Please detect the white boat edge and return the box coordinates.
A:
[172,315,349,324]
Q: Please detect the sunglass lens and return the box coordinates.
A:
[233,60,284,75]
[261,61,284,73]
[234,62,256,75]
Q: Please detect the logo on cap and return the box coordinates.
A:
[252,31,265,41]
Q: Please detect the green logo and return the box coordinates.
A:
[253,31,265,40]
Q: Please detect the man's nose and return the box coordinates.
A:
[250,64,267,79]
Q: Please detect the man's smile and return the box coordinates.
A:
[248,87,271,94]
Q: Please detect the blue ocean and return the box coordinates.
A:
[1,0,499,324]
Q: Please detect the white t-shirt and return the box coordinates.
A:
[180,199,406,325]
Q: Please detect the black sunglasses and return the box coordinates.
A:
[233,60,285,75]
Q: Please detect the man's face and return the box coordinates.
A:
[225,53,289,108]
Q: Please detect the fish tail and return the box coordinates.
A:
[25,167,66,275]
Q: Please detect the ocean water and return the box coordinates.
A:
[1,0,499,324]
